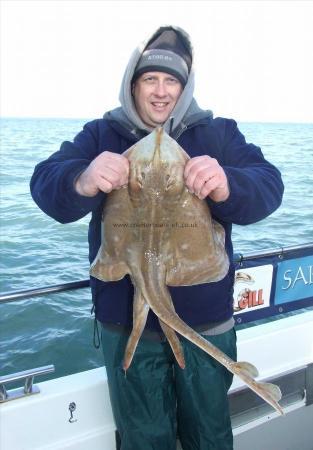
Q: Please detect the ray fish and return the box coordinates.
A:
[91,128,284,416]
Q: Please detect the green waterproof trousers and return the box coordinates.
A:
[101,325,236,450]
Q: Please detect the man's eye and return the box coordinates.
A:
[167,78,179,85]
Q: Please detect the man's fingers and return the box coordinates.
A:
[197,177,218,200]
[97,178,113,193]
[192,168,215,195]
[102,151,130,173]
[75,151,129,196]
[97,165,126,189]
[184,155,230,202]
[92,151,129,191]
[184,157,213,194]
[184,155,209,179]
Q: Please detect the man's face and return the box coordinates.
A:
[133,72,183,128]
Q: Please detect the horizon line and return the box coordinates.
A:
[1,115,312,126]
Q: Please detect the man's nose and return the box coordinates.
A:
[154,81,167,96]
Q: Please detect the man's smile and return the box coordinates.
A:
[152,102,168,106]
[151,101,170,111]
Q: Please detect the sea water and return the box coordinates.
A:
[1,118,312,381]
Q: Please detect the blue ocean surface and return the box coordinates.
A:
[1,118,312,382]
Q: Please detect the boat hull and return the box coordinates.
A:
[1,311,313,450]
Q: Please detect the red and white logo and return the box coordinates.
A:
[233,265,273,314]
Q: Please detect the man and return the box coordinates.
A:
[30,26,284,450]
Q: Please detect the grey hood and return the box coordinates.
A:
[105,26,212,139]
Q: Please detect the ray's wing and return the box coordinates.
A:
[165,188,229,287]
[90,186,134,281]
[90,142,143,282]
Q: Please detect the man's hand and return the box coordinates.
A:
[184,155,230,202]
[75,151,129,197]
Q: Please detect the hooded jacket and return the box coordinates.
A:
[30,26,284,332]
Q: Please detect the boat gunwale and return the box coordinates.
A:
[1,242,313,304]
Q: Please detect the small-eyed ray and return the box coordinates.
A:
[91,128,284,415]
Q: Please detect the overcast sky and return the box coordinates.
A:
[1,0,313,123]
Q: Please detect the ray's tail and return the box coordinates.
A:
[139,261,284,416]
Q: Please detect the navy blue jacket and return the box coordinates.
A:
[30,117,284,331]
